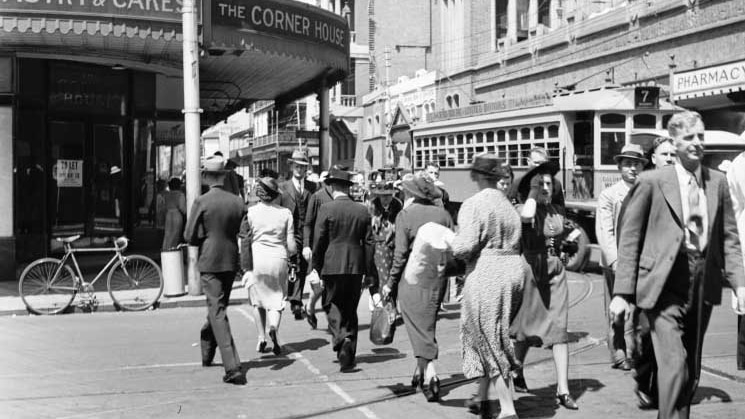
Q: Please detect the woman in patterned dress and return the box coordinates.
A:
[452,154,525,419]
[240,177,296,356]
[369,181,403,302]
[510,162,579,410]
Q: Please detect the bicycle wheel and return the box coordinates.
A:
[107,255,163,311]
[19,258,77,315]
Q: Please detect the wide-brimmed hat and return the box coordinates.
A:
[517,161,560,201]
[324,167,355,185]
[613,143,649,165]
[110,165,122,175]
[288,150,310,166]
[258,177,281,194]
[370,181,396,195]
[470,153,508,179]
[202,155,229,173]
[401,173,442,202]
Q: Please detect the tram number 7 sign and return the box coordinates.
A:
[635,86,660,109]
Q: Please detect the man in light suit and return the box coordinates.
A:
[596,144,647,370]
[313,167,373,371]
[726,151,745,370]
[610,111,745,419]
[184,155,247,385]
[279,150,317,320]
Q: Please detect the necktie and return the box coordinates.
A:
[687,174,705,250]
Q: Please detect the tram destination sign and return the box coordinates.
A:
[0,0,198,23]
[428,93,553,123]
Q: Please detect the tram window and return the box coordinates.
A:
[662,114,673,129]
[476,132,484,143]
[498,145,506,159]
[457,134,464,145]
[475,146,484,155]
[448,135,455,146]
[458,148,466,165]
[633,114,656,129]
[486,131,495,144]
[520,144,531,165]
[467,147,475,162]
[520,128,531,140]
[547,143,560,159]
[497,130,506,142]
[415,138,422,148]
[509,129,518,141]
[508,145,519,166]
[439,136,446,146]
[601,113,625,129]
[487,145,495,154]
[534,126,545,139]
[415,151,423,168]
[548,125,559,138]
[466,133,473,144]
[600,131,626,165]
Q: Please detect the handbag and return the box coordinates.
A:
[369,299,397,345]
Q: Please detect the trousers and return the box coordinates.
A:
[647,249,712,419]
[603,268,636,363]
[287,255,308,309]
[322,274,363,356]
[200,271,241,373]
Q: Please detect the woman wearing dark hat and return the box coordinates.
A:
[369,181,403,302]
[161,177,187,250]
[381,172,453,402]
[510,161,579,411]
[240,177,296,356]
[451,153,524,419]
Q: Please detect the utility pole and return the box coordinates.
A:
[182,0,202,295]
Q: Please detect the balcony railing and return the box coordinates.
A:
[336,94,357,107]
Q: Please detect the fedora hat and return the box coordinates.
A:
[402,173,442,202]
[517,161,560,202]
[370,181,396,195]
[613,143,649,165]
[470,153,508,179]
[202,155,229,173]
[288,150,310,166]
[110,165,122,175]
[324,167,355,185]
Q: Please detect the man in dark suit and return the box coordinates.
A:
[278,150,317,320]
[610,111,745,419]
[313,167,373,371]
[184,155,247,385]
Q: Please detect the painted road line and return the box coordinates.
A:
[237,307,379,419]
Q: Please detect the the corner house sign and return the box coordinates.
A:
[428,93,553,123]
[211,0,348,52]
[0,0,192,22]
[673,60,745,100]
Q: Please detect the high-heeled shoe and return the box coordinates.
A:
[256,339,267,353]
[465,396,480,415]
[269,329,281,356]
[423,376,440,402]
[410,372,423,389]
[556,393,579,410]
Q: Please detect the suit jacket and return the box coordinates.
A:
[278,179,316,251]
[595,180,630,268]
[727,152,745,265]
[303,185,334,249]
[312,195,373,276]
[183,185,246,273]
[615,165,745,309]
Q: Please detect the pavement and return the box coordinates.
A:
[0,272,743,418]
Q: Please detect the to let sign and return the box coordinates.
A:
[211,0,348,52]
[54,160,83,188]
[634,86,659,109]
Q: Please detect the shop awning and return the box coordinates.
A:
[0,0,350,116]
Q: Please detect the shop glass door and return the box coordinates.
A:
[91,124,124,236]
[49,121,86,246]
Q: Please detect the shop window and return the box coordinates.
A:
[633,114,656,129]
[534,126,545,139]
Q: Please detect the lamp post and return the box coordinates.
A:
[182,0,202,295]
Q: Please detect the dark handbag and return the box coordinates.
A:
[444,253,466,277]
[369,300,397,345]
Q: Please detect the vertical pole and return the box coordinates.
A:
[668,55,677,109]
[319,79,331,170]
[182,0,202,296]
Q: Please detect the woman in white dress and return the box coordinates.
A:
[240,177,296,355]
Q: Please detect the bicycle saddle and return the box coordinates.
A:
[115,236,129,250]
[56,235,81,243]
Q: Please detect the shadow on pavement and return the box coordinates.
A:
[514,377,605,417]
[567,330,589,343]
[356,347,406,365]
[243,356,295,371]
[288,337,329,352]
[692,386,732,404]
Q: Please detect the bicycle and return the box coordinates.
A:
[18,235,163,315]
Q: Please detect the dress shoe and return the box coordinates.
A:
[338,338,355,371]
[306,308,318,330]
[201,359,213,367]
[269,329,281,356]
[513,371,528,393]
[256,339,267,353]
[292,305,304,320]
[222,370,246,385]
[634,388,657,410]
[612,359,632,371]
[556,393,579,410]
[411,370,423,389]
[423,376,440,402]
